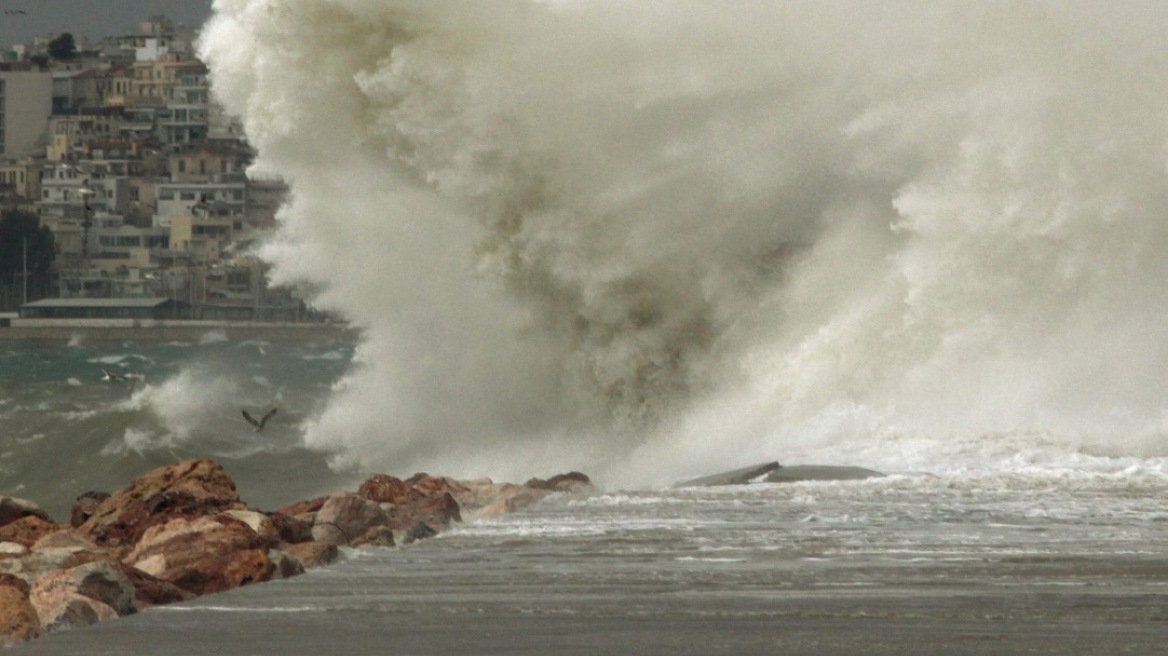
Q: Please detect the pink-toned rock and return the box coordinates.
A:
[124,515,274,596]
[351,526,396,550]
[384,492,462,536]
[30,565,128,633]
[357,475,419,505]
[455,481,527,517]
[79,459,246,550]
[0,573,39,645]
[409,474,473,503]
[0,543,27,559]
[0,498,51,528]
[311,493,389,546]
[31,592,117,634]
[0,516,60,548]
[221,510,279,541]
[281,541,339,570]
[31,561,136,617]
[31,529,100,553]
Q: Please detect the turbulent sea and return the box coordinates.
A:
[13,0,1168,652]
[6,338,1168,654]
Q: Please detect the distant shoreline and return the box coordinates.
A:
[0,318,358,343]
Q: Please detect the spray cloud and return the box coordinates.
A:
[199,1,1168,484]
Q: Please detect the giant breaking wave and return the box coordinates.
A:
[198,0,1168,485]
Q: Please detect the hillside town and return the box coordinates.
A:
[0,15,313,323]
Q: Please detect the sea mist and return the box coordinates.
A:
[199,0,1168,485]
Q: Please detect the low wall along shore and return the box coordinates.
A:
[0,319,358,343]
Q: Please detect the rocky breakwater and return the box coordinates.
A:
[0,458,594,645]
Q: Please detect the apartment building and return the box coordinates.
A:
[0,65,52,159]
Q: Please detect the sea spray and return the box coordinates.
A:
[199,1,1168,484]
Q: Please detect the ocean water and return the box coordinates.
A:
[12,0,1168,652]
[0,338,359,520]
[5,339,1168,654]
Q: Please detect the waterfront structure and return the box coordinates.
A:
[19,296,191,320]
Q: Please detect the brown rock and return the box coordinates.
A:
[70,491,110,528]
[31,593,115,635]
[30,565,128,633]
[0,498,51,528]
[267,549,306,579]
[116,564,195,608]
[281,541,339,570]
[525,471,594,492]
[79,459,246,549]
[31,562,136,617]
[351,526,396,550]
[410,475,473,502]
[124,515,274,596]
[454,481,525,515]
[0,574,40,645]
[357,474,420,505]
[273,496,327,517]
[221,510,279,541]
[266,512,314,544]
[384,492,462,535]
[311,493,389,546]
[0,516,60,548]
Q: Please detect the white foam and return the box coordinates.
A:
[200,1,1168,484]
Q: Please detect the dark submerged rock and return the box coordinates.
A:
[764,465,885,483]
[674,462,782,487]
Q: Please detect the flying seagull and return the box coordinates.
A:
[100,369,124,382]
[123,372,145,394]
[242,408,278,432]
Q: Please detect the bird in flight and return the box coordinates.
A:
[100,369,124,382]
[242,408,278,432]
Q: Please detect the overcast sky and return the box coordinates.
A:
[1,0,213,49]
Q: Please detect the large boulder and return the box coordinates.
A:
[0,516,59,548]
[383,492,461,536]
[31,561,136,617]
[78,459,246,550]
[29,564,128,634]
[0,573,39,645]
[116,564,195,609]
[357,475,419,505]
[266,512,314,544]
[123,515,274,596]
[311,493,390,546]
[281,541,339,570]
[0,498,52,528]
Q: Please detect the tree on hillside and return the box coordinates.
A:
[0,210,56,304]
[47,32,76,61]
